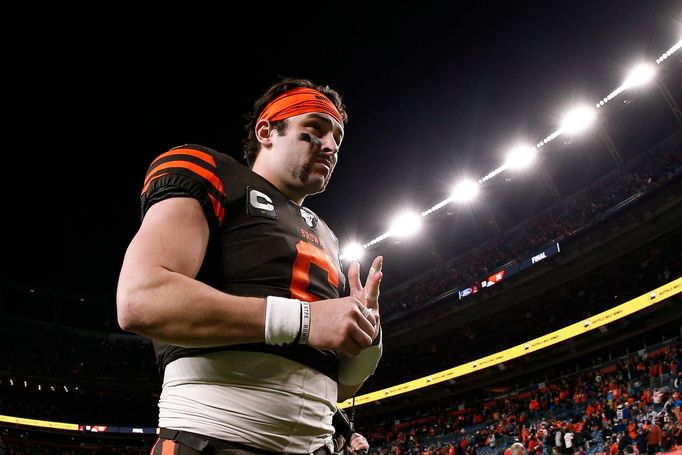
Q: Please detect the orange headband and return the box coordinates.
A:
[257,87,343,127]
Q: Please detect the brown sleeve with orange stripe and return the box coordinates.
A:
[140,145,227,226]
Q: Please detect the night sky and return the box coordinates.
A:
[3,2,680,298]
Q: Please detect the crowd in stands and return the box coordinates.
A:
[379,131,681,321]
[358,341,682,455]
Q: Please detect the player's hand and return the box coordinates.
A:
[348,256,383,341]
[347,433,370,455]
[308,295,377,357]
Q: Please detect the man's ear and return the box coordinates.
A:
[255,119,273,146]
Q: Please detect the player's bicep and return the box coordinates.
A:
[130,197,209,279]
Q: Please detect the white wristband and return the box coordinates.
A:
[265,296,301,346]
[298,301,311,345]
[338,330,383,385]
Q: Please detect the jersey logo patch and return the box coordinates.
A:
[247,187,277,219]
[300,207,317,228]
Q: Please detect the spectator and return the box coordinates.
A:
[509,442,526,455]
[646,419,662,455]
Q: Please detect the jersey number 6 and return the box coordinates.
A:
[290,241,339,301]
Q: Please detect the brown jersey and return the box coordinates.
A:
[140,144,346,380]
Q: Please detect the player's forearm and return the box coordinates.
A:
[117,265,266,348]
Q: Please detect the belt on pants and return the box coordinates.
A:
[158,428,333,455]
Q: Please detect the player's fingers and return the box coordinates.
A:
[363,256,383,288]
[358,304,377,328]
[350,434,370,451]
[348,261,363,299]
[338,326,370,357]
[349,325,373,353]
[364,271,382,309]
[370,308,380,325]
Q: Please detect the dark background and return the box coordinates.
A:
[3,1,680,298]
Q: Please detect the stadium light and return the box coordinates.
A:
[451,179,480,202]
[656,38,681,64]
[341,242,365,262]
[337,38,679,251]
[504,145,537,170]
[389,211,422,238]
[596,63,656,109]
[623,63,656,89]
[560,105,596,135]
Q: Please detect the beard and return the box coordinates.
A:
[297,161,313,184]
[294,133,333,194]
[296,159,332,194]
